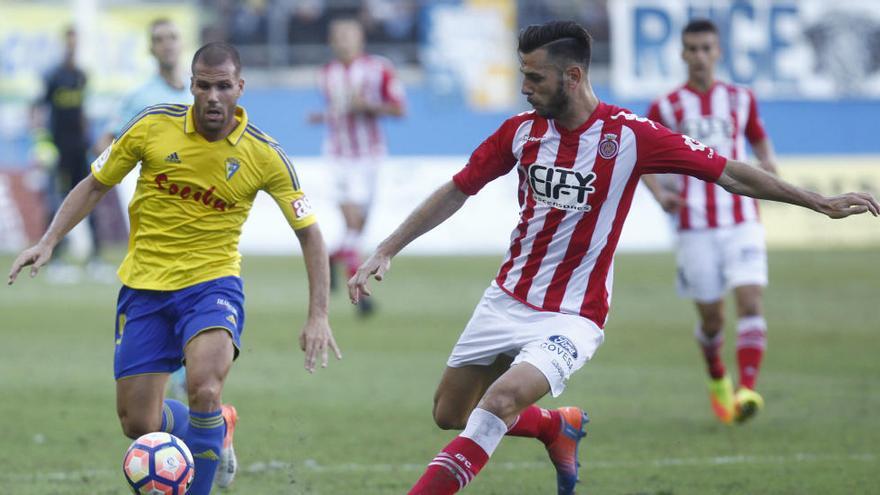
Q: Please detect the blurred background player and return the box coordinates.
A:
[95,17,192,403]
[9,42,341,494]
[641,19,778,425]
[35,26,111,282]
[95,18,191,151]
[308,17,406,316]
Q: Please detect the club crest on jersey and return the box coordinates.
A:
[528,163,596,212]
[225,158,241,180]
[598,133,619,159]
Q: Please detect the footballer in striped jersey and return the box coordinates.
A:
[349,20,878,495]
[642,19,780,425]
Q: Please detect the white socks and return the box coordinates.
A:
[461,408,508,456]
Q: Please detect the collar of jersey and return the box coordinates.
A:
[184,105,249,146]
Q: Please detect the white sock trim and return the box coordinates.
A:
[460,408,507,456]
[737,316,767,333]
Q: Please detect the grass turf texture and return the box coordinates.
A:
[1,251,878,494]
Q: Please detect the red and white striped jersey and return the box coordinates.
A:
[318,54,405,159]
[647,81,767,230]
[453,103,727,328]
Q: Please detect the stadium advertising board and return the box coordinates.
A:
[761,158,880,248]
[4,159,876,255]
[610,0,880,99]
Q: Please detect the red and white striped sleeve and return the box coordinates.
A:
[632,118,727,182]
[380,61,405,108]
[744,89,767,143]
[452,116,524,195]
[645,100,664,126]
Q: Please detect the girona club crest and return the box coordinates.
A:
[598,133,619,159]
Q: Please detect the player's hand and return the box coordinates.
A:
[8,242,54,285]
[348,252,391,304]
[298,316,341,374]
[349,95,377,116]
[656,190,684,213]
[818,192,880,219]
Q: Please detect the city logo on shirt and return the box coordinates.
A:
[225,157,241,180]
[528,163,597,212]
[164,152,182,164]
[598,133,619,159]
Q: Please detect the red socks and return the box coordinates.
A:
[408,436,489,495]
[736,316,767,390]
[506,405,561,445]
[331,248,361,278]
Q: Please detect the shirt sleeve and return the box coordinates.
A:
[262,144,317,231]
[645,100,663,124]
[452,118,520,195]
[634,119,727,182]
[380,63,405,108]
[90,114,148,186]
[744,90,767,143]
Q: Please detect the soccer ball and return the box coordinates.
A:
[123,432,194,495]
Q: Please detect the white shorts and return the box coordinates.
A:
[447,282,605,397]
[676,222,768,303]
[330,157,380,206]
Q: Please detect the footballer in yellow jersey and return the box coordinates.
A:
[9,42,339,494]
[92,102,315,290]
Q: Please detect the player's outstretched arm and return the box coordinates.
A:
[8,174,111,285]
[348,180,468,303]
[294,223,341,373]
[716,160,879,219]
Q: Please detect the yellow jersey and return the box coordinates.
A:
[91,103,317,290]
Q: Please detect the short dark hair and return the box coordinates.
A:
[517,21,592,70]
[192,42,241,76]
[682,18,719,37]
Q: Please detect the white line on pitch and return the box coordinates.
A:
[2,452,875,483]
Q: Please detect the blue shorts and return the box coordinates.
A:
[114,276,245,380]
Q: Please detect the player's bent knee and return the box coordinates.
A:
[187,381,222,411]
[432,401,469,430]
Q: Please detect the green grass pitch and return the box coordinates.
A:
[1,250,878,494]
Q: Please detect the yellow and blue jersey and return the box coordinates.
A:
[92,103,316,290]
